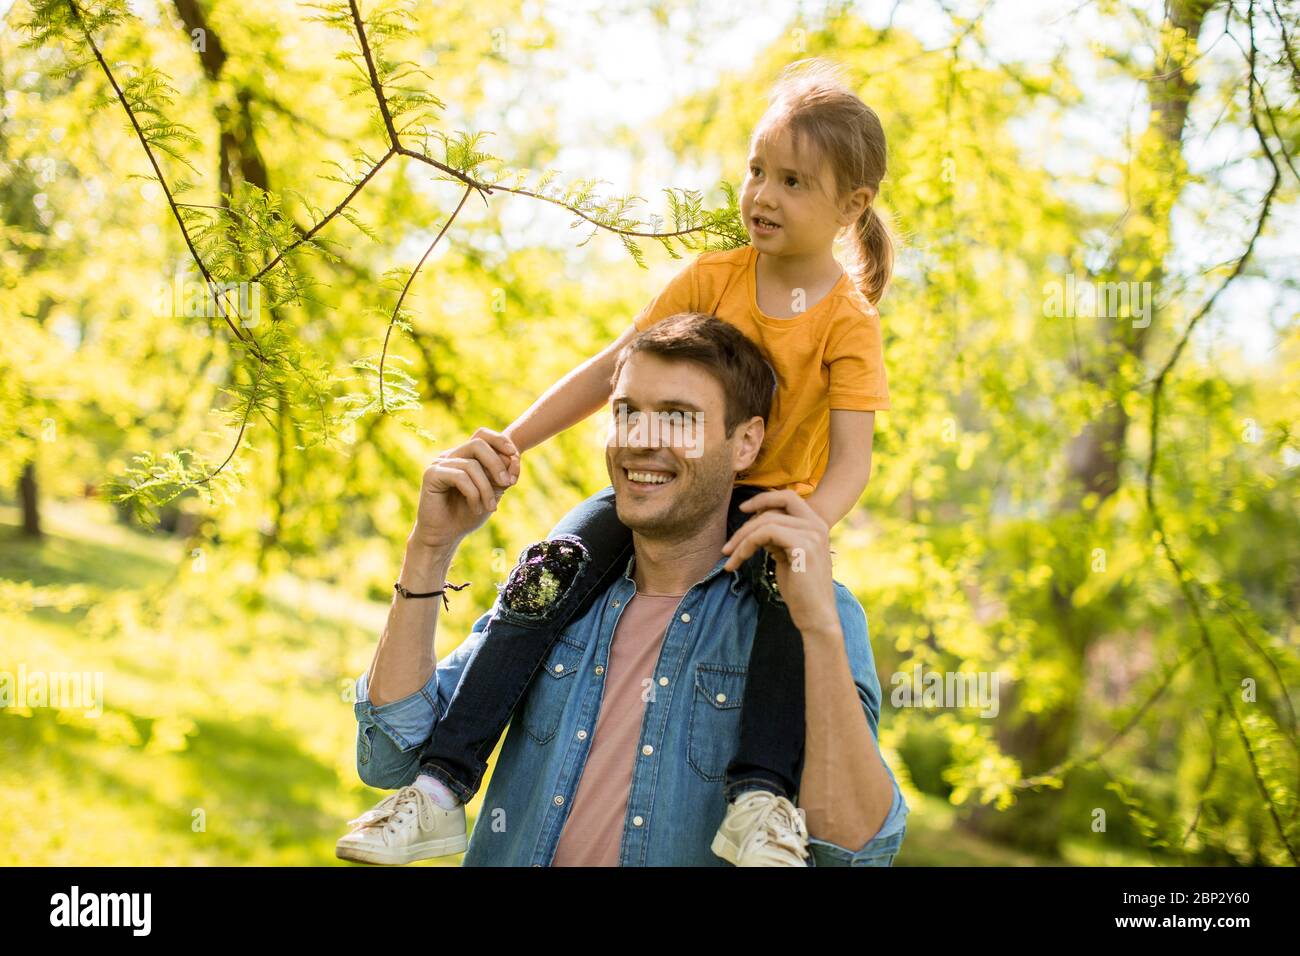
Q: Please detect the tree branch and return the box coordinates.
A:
[66,0,259,354]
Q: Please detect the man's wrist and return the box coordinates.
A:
[399,535,457,592]
[795,615,844,648]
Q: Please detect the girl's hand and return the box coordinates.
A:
[471,426,521,487]
[410,428,520,550]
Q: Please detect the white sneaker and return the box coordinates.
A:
[335,785,467,865]
[710,790,810,867]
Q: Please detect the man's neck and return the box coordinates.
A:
[630,513,728,596]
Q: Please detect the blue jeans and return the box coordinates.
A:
[416,483,806,805]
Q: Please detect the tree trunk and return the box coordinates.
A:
[19,460,41,537]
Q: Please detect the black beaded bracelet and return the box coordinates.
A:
[394,580,471,611]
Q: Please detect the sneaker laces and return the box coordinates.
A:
[346,786,433,844]
[734,791,810,866]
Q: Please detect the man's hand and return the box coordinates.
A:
[719,490,840,638]
[411,428,520,550]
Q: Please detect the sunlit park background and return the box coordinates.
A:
[2,0,1298,867]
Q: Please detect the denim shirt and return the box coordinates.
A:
[352,551,909,866]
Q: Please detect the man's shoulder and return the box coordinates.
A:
[470,607,495,633]
[829,582,878,672]
[832,580,869,630]
[723,573,870,644]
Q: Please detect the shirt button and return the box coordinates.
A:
[612,600,620,607]
[658,676,669,686]
[632,815,644,827]
[716,693,727,703]
[576,730,587,741]
[553,795,564,806]
[641,744,654,756]
[594,665,604,676]
[680,613,691,623]
[553,663,564,673]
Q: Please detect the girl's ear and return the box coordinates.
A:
[840,185,874,226]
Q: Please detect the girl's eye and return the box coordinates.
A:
[750,166,762,177]
[785,176,799,188]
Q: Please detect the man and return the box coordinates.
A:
[339,314,908,866]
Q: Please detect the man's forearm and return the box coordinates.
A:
[799,623,896,850]
[366,537,456,707]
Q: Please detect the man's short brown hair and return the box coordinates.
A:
[610,313,778,436]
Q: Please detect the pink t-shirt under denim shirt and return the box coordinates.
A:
[551,591,683,866]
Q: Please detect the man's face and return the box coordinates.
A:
[605,352,761,539]
[741,120,847,259]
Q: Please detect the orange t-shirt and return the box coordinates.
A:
[632,244,890,497]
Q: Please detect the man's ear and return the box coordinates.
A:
[732,416,766,473]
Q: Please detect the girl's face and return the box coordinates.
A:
[741,121,859,260]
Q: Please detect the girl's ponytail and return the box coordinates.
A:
[849,202,894,307]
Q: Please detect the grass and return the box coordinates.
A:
[892,793,1059,866]
[0,500,476,865]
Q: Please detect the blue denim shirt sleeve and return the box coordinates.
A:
[807,584,910,867]
[352,609,494,790]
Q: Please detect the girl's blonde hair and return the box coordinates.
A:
[759,58,894,306]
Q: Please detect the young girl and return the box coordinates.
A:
[337,58,893,866]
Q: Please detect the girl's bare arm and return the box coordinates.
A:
[806,410,876,529]
[504,322,642,454]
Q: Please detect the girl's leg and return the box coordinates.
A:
[417,485,632,802]
[722,483,807,803]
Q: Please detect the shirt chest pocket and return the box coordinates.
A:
[687,663,747,782]
[521,637,586,745]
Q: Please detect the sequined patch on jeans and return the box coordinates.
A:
[500,536,589,619]
[756,550,786,606]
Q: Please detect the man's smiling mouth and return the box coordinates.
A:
[624,467,677,489]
